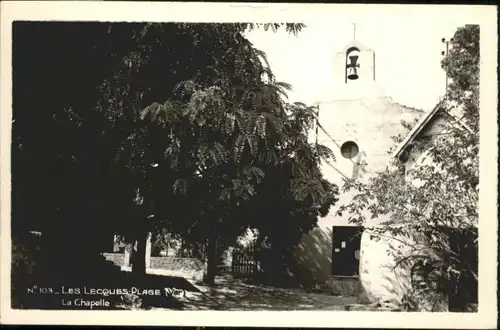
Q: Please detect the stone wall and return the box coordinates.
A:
[325,276,362,297]
[102,253,204,272]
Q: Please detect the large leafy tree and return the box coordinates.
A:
[337,25,479,311]
[12,22,127,249]
[12,22,337,286]
[123,24,337,283]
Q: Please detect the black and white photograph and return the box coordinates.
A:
[0,2,497,328]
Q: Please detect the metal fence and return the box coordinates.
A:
[231,244,257,277]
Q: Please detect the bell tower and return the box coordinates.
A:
[336,24,376,85]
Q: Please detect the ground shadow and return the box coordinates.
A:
[12,250,200,310]
[186,274,357,310]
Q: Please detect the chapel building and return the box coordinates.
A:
[292,30,425,290]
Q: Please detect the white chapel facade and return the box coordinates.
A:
[292,29,425,288]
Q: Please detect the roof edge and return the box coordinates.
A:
[392,100,445,159]
[337,39,374,53]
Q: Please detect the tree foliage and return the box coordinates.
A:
[129,24,337,281]
[441,25,480,132]
[338,25,479,311]
[12,22,336,284]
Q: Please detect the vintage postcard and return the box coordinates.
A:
[0,2,497,328]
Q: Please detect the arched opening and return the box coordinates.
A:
[346,47,361,81]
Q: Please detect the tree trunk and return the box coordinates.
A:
[132,233,147,275]
[130,231,152,275]
[145,232,152,269]
[123,242,134,267]
[203,235,218,286]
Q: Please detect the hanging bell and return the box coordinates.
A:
[346,55,360,80]
[347,66,359,80]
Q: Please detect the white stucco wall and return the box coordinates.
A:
[359,226,414,302]
[292,58,424,284]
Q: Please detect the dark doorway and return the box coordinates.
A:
[331,226,363,276]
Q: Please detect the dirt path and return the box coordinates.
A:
[154,274,358,310]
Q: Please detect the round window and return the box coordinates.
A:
[340,141,359,159]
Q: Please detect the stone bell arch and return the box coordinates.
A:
[345,46,360,82]
[341,42,376,85]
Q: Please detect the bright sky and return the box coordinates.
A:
[245,21,461,112]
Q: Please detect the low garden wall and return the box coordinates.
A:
[102,253,204,273]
